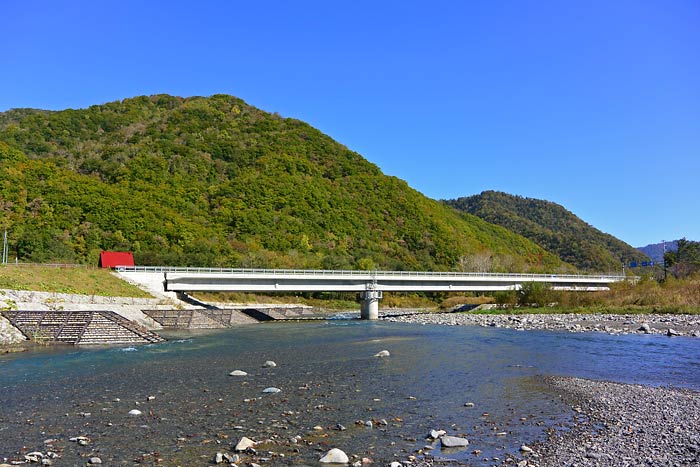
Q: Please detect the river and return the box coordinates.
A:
[1,321,699,466]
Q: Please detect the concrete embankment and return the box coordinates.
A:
[0,289,173,329]
[0,288,183,345]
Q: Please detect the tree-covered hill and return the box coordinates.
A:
[446,191,649,272]
[0,95,564,271]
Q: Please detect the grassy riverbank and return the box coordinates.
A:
[0,264,151,297]
[448,277,700,315]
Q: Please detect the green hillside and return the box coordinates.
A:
[446,191,648,272]
[0,95,564,271]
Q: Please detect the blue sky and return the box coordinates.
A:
[2,0,698,247]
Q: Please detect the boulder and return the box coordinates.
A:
[229,370,248,376]
[440,435,469,448]
[374,350,390,358]
[235,436,256,451]
[319,448,349,464]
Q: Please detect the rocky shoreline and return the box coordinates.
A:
[532,376,700,467]
[382,311,700,337]
[381,311,700,466]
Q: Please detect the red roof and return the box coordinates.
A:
[99,251,135,268]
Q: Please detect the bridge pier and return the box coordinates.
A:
[360,290,382,320]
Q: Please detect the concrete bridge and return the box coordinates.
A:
[117,267,626,319]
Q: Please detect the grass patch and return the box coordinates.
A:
[0,264,151,297]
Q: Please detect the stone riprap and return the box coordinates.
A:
[0,314,25,345]
[383,311,700,337]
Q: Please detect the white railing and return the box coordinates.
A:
[116,266,626,282]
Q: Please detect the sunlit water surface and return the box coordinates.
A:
[1,321,699,465]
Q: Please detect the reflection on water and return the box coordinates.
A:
[1,321,698,465]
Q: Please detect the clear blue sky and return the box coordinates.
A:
[2,0,698,247]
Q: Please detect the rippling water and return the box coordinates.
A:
[1,321,699,465]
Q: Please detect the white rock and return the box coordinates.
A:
[520,444,534,453]
[214,452,224,464]
[229,370,248,376]
[440,435,469,447]
[235,436,256,451]
[319,448,349,464]
[88,458,102,465]
[262,387,281,393]
[390,463,402,467]
[429,429,446,439]
[263,360,277,368]
[128,409,142,416]
[374,350,391,357]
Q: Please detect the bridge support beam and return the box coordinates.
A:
[360,290,382,320]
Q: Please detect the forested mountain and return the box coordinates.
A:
[0,95,564,271]
[446,191,648,272]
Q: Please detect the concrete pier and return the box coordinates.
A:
[360,290,382,320]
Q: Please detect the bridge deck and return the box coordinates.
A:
[118,267,626,293]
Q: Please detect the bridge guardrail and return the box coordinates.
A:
[116,266,627,282]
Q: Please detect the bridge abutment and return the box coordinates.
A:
[360,290,382,320]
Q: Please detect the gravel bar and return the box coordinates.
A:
[383,311,700,337]
[531,376,700,467]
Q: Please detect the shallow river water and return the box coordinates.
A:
[1,321,699,466]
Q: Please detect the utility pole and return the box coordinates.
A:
[2,230,7,265]
[662,240,667,281]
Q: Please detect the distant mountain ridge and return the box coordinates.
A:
[446,191,649,272]
[637,241,679,263]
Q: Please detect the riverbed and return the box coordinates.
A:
[1,321,699,466]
